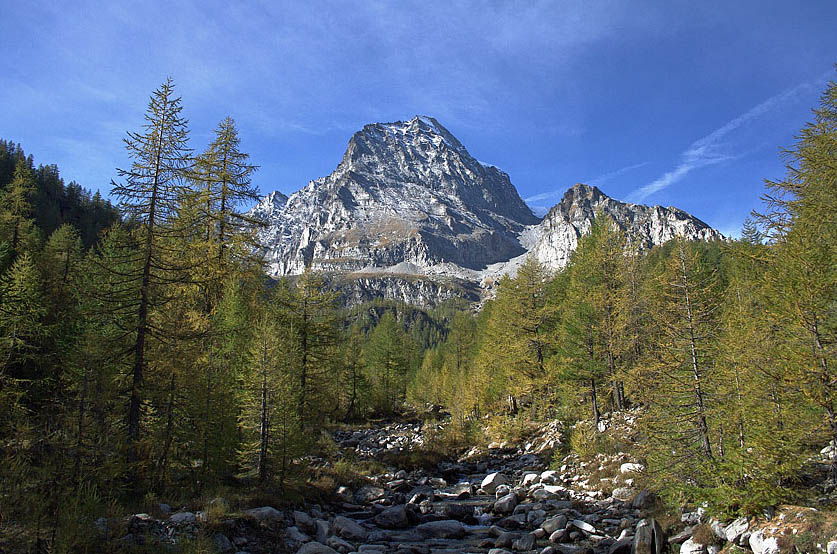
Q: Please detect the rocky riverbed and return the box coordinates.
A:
[109,419,836,554]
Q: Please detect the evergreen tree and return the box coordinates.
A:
[755,77,836,474]
[639,237,721,497]
[277,269,339,427]
[239,299,302,486]
[109,78,192,494]
[0,159,38,259]
[365,311,408,415]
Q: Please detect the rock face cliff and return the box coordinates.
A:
[526,183,723,270]
[253,117,723,306]
[254,116,539,278]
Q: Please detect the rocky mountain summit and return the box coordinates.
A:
[526,183,723,270]
[253,117,723,305]
[253,116,538,277]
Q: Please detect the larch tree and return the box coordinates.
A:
[109,78,192,493]
[0,159,38,260]
[276,269,339,427]
[756,76,836,476]
[640,237,722,498]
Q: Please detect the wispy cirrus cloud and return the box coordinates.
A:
[628,74,829,203]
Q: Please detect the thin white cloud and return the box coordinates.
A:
[628,75,827,202]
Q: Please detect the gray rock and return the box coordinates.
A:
[634,520,654,554]
[724,517,749,543]
[326,536,354,554]
[245,506,282,520]
[315,519,330,543]
[286,526,311,543]
[483,472,510,494]
[213,533,233,553]
[373,504,409,529]
[632,490,655,510]
[489,549,513,554]
[550,529,568,543]
[512,533,536,551]
[297,542,339,554]
[158,503,172,515]
[680,538,706,554]
[827,540,837,554]
[620,463,645,474]
[170,511,196,525]
[570,519,596,535]
[416,519,466,539]
[354,485,385,504]
[294,511,317,535]
[333,515,368,541]
[496,484,512,498]
[496,532,518,548]
[611,487,636,502]
[749,530,780,554]
[608,538,632,554]
[709,519,727,541]
[495,493,519,514]
[542,515,568,534]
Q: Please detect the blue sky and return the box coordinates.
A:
[2,1,835,236]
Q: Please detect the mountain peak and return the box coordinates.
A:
[561,183,606,203]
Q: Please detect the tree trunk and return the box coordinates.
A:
[591,379,600,428]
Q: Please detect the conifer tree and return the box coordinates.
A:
[639,237,721,496]
[0,159,38,259]
[365,312,408,415]
[109,78,192,493]
[276,269,339,427]
[194,116,259,268]
[239,300,302,486]
[755,77,836,473]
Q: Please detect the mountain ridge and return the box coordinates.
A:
[252,116,723,304]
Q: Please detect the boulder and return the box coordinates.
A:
[611,487,636,502]
[354,486,385,504]
[245,506,282,521]
[294,511,317,535]
[170,511,196,525]
[416,520,466,539]
[495,493,519,515]
[608,538,632,554]
[724,517,749,543]
[513,533,536,551]
[286,526,311,543]
[333,515,368,541]
[483,472,509,494]
[749,530,780,554]
[542,515,568,534]
[709,519,727,541]
[570,520,596,535]
[373,504,409,529]
[326,536,354,554]
[522,472,540,486]
[620,463,645,474]
[680,538,706,554]
[540,470,560,484]
[213,533,233,553]
[634,520,654,554]
[297,542,339,554]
